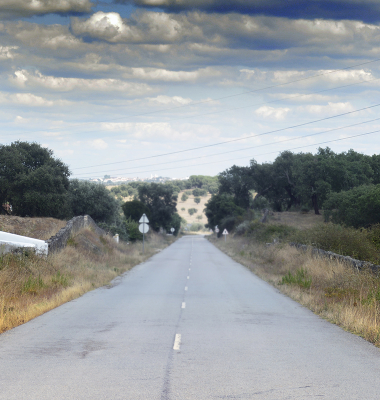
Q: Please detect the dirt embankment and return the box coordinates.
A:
[0,216,66,240]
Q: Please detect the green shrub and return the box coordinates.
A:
[181,193,189,202]
[194,197,201,204]
[324,184,380,228]
[247,221,296,243]
[196,215,203,220]
[188,208,198,215]
[193,188,207,197]
[293,223,380,263]
[125,217,142,242]
[281,268,312,289]
[190,223,204,232]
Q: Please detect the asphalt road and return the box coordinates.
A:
[1,235,380,399]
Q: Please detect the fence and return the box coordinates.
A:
[290,242,380,274]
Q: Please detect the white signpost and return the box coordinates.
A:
[170,227,175,234]
[139,214,149,253]
[222,228,229,242]
[215,225,219,234]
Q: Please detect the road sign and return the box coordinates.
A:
[222,229,228,235]
[139,214,149,223]
[139,214,149,253]
[139,223,149,233]
[170,227,175,233]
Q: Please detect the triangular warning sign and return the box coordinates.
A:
[222,229,228,235]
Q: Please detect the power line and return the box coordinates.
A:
[73,116,380,176]
[75,129,380,178]
[73,101,380,170]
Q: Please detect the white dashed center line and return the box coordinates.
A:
[173,334,181,350]
[185,286,188,291]
[187,276,190,279]
[182,302,186,309]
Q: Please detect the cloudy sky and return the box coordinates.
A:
[1,0,380,179]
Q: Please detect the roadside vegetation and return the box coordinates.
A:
[0,226,175,334]
[203,147,380,347]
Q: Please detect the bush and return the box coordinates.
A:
[247,221,296,243]
[193,188,207,197]
[181,193,189,202]
[181,207,185,211]
[188,208,198,215]
[190,223,204,232]
[194,197,201,204]
[196,215,203,220]
[293,223,380,263]
[324,184,380,228]
[125,217,142,242]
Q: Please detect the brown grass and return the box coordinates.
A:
[0,228,175,334]
[0,215,67,240]
[209,234,380,347]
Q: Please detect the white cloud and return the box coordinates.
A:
[128,66,219,82]
[0,0,93,17]
[89,138,108,150]
[0,46,18,60]
[304,102,355,115]
[147,95,192,105]
[10,69,153,95]
[255,106,290,120]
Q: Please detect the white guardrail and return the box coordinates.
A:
[0,231,48,256]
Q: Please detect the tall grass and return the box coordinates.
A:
[209,234,380,347]
[0,228,174,334]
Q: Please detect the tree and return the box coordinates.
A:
[181,193,189,202]
[324,184,380,228]
[194,197,201,204]
[204,193,244,228]
[68,180,120,224]
[122,200,150,222]
[138,183,178,231]
[218,165,253,209]
[0,141,70,218]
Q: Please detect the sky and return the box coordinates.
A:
[1,0,380,179]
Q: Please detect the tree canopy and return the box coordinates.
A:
[0,141,70,218]
[138,183,178,231]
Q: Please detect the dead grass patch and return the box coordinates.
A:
[0,228,175,334]
[209,235,380,347]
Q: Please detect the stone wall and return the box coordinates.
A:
[290,242,380,274]
[46,215,108,254]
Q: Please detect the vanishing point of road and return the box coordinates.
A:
[1,236,380,399]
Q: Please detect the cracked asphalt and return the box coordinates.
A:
[1,235,380,399]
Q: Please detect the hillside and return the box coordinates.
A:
[0,215,66,240]
[177,191,211,226]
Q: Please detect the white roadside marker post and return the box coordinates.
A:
[139,214,150,253]
[222,228,229,243]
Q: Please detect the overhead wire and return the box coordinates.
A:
[73,100,380,171]
[73,116,380,177]
[75,129,380,178]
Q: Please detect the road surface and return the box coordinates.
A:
[1,235,380,399]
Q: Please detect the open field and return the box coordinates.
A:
[269,211,324,230]
[209,211,380,347]
[0,224,175,334]
[177,191,211,226]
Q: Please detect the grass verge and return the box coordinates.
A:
[0,228,175,334]
[209,234,380,347]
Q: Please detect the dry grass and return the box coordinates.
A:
[0,228,175,334]
[269,211,324,230]
[0,215,67,240]
[177,191,211,225]
[209,234,380,347]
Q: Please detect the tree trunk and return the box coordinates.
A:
[311,193,320,215]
